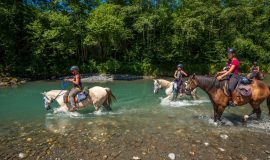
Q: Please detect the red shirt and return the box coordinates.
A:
[228,58,240,74]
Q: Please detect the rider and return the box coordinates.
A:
[217,48,240,107]
[174,64,188,95]
[249,61,260,79]
[65,66,82,111]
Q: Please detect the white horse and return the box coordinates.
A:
[153,79,198,101]
[42,86,116,113]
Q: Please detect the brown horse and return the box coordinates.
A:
[185,74,270,122]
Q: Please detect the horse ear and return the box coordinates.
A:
[41,92,46,95]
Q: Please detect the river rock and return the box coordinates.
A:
[265,150,270,154]
[204,142,209,146]
[132,156,140,160]
[218,148,226,152]
[18,153,27,159]
[220,134,228,140]
[168,153,175,160]
[27,137,32,142]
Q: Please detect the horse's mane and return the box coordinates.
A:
[156,79,172,88]
[195,75,226,89]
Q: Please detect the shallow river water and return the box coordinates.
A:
[0,78,270,160]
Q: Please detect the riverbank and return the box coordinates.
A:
[0,74,154,88]
[0,76,27,88]
[80,74,153,83]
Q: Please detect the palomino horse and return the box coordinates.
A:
[153,79,198,101]
[42,86,116,112]
[185,74,270,122]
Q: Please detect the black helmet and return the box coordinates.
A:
[227,48,236,54]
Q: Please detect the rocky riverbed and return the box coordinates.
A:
[1,117,270,160]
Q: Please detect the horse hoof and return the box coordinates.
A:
[243,115,249,121]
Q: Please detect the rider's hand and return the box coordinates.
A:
[64,78,69,82]
[217,76,223,81]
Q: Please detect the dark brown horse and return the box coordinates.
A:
[185,74,270,122]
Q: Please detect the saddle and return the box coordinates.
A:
[63,87,89,103]
[223,77,252,97]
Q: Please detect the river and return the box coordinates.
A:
[0,78,270,159]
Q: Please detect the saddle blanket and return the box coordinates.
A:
[63,91,88,103]
[237,84,252,97]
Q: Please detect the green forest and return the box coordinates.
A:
[1,0,270,78]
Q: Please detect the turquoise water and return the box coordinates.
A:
[1,78,270,159]
[0,80,159,122]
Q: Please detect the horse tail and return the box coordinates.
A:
[267,86,270,116]
[105,88,116,107]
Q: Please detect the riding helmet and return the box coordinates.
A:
[70,66,79,71]
[227,48,236,54]
[177,64,183,68]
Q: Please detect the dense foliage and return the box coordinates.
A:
[1,0,270,78]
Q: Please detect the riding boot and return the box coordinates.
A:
[69,96,77,111]
[228,93,235,107]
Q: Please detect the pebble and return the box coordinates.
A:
[168,153,175,160]
[103,155,108,159]
[189,151,195,155]
[218,148,226,152]
[18,153,26,159]
[220,134,228,140]
[132,156,140,160]
[265,150,270,154]
[27,137,32,142]
[240,155,248,160]
[204,142,209,146]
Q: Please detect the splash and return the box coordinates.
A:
[247,117,270,132]
[160,97,209,107]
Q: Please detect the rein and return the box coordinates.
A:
[51,90,65,102]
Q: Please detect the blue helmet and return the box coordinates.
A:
[227,48,236,54]
[70,66,79,71]
[177,64,183,68]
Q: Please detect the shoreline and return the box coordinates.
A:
[0,74,155,87]
[1,72,269,87]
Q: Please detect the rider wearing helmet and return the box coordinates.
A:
[65,66,82,111]
[173,64,188,96]
[249,61,260,79]
[217,48,240,107]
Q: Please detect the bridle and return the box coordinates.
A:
[43,90,65,108]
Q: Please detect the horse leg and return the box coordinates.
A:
[103,102,112,111]
[267,95,270,116]
[255,107,262,120]
[244,103,261,122]
[213,104,219,122]
[216,106,225,122]
[191,89,199,100]
[94,105,101,111]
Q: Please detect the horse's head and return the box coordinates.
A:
[256,72,264,80]
[153,79,161,94]
[42,92,52,110]
[186,74,198,92]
